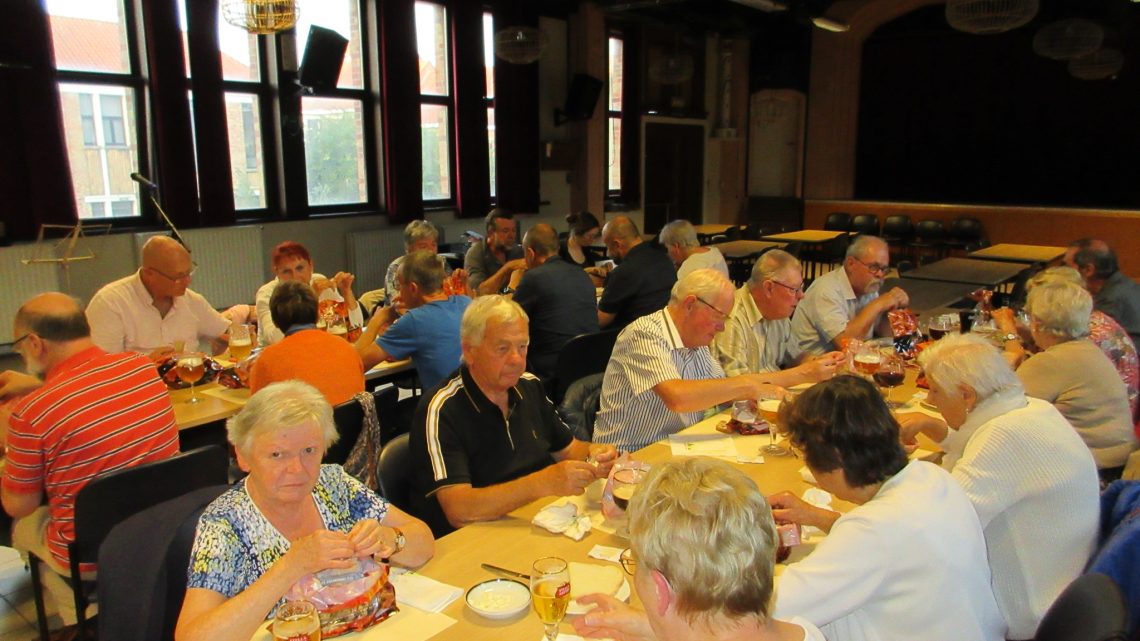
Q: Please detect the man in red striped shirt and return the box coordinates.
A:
[0,292,179,636]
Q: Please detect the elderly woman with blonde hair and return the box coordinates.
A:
[175,381,434,641]
[572,458,824,641]
[897,334,1099,639]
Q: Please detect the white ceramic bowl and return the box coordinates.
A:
[466,578,531,620]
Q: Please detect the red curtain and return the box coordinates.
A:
[378,0,422,223]
[185,0,236,228]
[451,1,491,220]
[491,0,540,214]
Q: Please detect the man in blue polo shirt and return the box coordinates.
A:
[597,216,676,331]
[409,296,618,536]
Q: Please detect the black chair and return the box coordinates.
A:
[556,372,604,441]
[895,259,915,275]
[29,445,229,641]
[326,394,373,466]
[823,212,853,232]
[909,219,946,265]
[551,329,621,405]
[850,214,880,236]
[378,433,412,512]
[373,384,406,445]
[1033,573,1128,641]
[880,215,914,252]
[742,223,762,240]
[943,216,984,253]
[801,233,850,280]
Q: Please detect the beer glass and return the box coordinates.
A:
[873,352,905,408]
[531,557,570,641]
[175,351,206,404]
[272,600,321,641]
[853,342,881,378]
[611,468,647,512]
[228,323,253,361]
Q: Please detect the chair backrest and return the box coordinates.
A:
[72,445,229,568]
[951,216,984,241]
[723,225,742,241]
[552,329,621,405]
[914,219,946,240]
[557,373,605,441]
[378,433,412,512]
[882,215,914,237]
[326,394,372,465]
[1034,573,1128,641]
[824,212,852,231]
[851,214,880,236]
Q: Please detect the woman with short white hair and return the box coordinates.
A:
[898,334,1099,639]
[1014,280,1136,479]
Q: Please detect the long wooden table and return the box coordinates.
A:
[967,243,1066,265]
[711,239,784,259]
[901,257,1027,288]
[883,277,976,315]
[760,229,848,244]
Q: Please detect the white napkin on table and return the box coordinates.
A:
[533,502,593,540]
[800,487,833,539]
[389,570,463,613]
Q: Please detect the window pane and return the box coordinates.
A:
[416,2,450,97]
[421,104,452,200]
[608,117,622,192]
[59,83,140,219]
[48,0,131,74]
[483,12,494,98]
[608,37,624,111]
[296,0,364,89]
[487,106,496,197]
[302,97,367,205]
[178,1,261,82]
[227,93,266,209]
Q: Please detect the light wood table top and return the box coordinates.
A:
[901,257,1027,287]
[711,239,785,259]
[967,243,1066,264]
[761,229,848,244]
[692,223,738,235]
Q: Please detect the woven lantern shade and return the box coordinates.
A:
[1033,19,1104,61]
[945,0,1038,35]
[1068,48,1124,80]
[648,53,695,85]
[494,26,547,64]
[222,0,298,35]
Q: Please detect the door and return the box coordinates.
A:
[642,121,705,235]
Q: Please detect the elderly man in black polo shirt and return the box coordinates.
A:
[598,216,676,330]
[409,296,618,536]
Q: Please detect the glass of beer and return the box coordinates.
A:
[612,467,647,512]
[228,323,253,361]
[531,557,570,641]
[273,600,322,641]
[758,398,789,457]
[175,351,206,405]
[853,343,881,379]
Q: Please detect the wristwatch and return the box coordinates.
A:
[392,527,406,554]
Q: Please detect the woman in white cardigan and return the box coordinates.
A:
[769,375,1005,641]
[899,333,1100,640]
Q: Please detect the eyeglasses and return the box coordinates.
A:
[619,548,636,575]
[11,333,33,349]
[695,297,731,320]
[768,279,804,295]
[853,258,889,276]
[149,262,198,282]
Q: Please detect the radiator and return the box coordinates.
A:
[133,226,264,308]
[346,229,404,295]
[0,245,62,343]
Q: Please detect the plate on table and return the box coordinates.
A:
[788,382,814,392]
[466,578,531,619]
[566,578,631,615]
[919,400,938,412]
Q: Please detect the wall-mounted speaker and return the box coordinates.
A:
[554,73,604,125]
[298,26,349,92]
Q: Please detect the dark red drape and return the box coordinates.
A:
[451,1,491,220]
[0,0,78,241]
[619,29,641,205]
[141,0,201,228]
[185,0,236,227]
[492,0,540,214]
[379,0,422,223]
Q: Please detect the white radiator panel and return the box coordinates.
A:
[133,226,264,308]
[346,229,404,294]
[0,245,62,343]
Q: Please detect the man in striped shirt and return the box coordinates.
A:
[1,293,179,633]
[593,269,788,452]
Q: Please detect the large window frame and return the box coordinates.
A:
[415,1,457,207]
[606,32,625,200]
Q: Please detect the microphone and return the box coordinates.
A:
[130,172,159,191]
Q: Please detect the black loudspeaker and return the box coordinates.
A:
[554,73,604,125]
[298,26,349,92]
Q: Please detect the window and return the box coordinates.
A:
[607,35,624,195]
[49,0,145,220]
[483,12,496,198]
[416,2,453,202]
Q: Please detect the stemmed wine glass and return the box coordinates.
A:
[272,600,321,641]
[873,352,906,408]
[175,351,206,405]
[531,557,571,641]
[758,398,788,457]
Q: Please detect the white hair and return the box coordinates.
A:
[846,234,886,260]
[1026,280,1092,340]
[749,249,801,287]
[918,333,1022,401]
[1027,266,1084,291]
[227,380,338,455]
[670,268,733,305]
[403,220,439,250]
[460,295,529,346]
[658,220,699,249]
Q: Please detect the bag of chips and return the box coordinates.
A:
[284,557,398,638]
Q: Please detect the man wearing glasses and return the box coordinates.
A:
[711,249,844,381]
[86,235,230,360]
[791,235,910,355]
[593,269,784,452]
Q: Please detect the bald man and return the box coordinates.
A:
[86,235,230,358]
[506,224,598,380]
[597,216,676,330]
[1,293,178,633]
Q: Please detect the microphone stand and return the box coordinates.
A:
[134,178,191,252]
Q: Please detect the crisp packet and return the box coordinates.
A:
[776,523,801,562]
[887,309,921,359]
[283,557,397,638]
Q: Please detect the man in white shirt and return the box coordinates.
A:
[86,235,229,359]
[658,220,729,280]
[790,235,910,354]
[254,241,362,346]
[711,249,843,381]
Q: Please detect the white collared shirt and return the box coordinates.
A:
[711,285,801,377]
[790,267,879,355]
[254,273,363,346]
[86,271,230,354]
